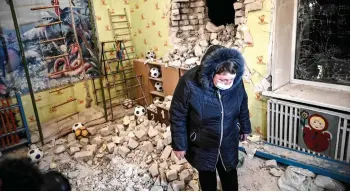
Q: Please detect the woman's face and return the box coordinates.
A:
[213,72,236,86]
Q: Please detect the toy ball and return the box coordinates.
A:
[122,99,134,109]
[72,122,89,138]
[153,96,164,105]
[146,51,156,60]
[150,67,161,78]
[155,82,163,92]
[27,148,44,164]
[134,105,146,117]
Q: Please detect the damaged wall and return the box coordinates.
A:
[91,0,272,138]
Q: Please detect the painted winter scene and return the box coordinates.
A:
[0,0,98,96]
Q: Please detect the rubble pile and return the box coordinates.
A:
[41,116,199,191]
[162,0,263,70]
[148,95,173,112]
[163,22,237,69]
[156,96,173,110]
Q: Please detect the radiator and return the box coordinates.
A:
[267,99,350,163]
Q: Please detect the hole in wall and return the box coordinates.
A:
[206,0,236,26]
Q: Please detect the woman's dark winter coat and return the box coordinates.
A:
[170,48,251,172]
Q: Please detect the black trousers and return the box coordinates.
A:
[198,159,238,191]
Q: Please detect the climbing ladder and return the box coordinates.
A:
[108,8,136,60]
[91,40,147,121]
[30,0,69,78]
[91,8,144,121]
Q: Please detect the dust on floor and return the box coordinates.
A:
[238,156,281,191]
[2,144,282,191]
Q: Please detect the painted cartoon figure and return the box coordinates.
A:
[303,114,332,152]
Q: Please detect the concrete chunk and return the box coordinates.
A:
[87,127,97,135]
[112,136,124,144]
[128,138,139,149]
[54,145,66,154]
[179,169,191,181]
[166,170,178,181]
[149,163,159,177]
[67,133,76,142]
[156,139,165,154]
[160,146,173,160]
[80,138,89,146]
[100,127,110,136]
[118,146,130,158]
[69,147,80,155]
[140,141,154,153]
[91,136,103,146]
[74,151,93,161]
[170,165,184,173]
[86,144,97,154]
[265,159,278,168]
[148,127,159,138]
[106,142,115,153]
[189,180,200,191]
[172,180,185,191]
[135,129,148,141]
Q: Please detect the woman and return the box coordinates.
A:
[170,45,251,191]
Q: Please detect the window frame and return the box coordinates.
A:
[263,0,350,112]
[289,0,350,91]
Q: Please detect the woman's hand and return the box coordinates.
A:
[174,151,186,160]
[240,134,249,141]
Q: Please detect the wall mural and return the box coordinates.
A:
[0,0,98,96]
[299,109,338,156]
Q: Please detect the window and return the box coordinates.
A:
[294,0,350,86]
[263,0,350,112]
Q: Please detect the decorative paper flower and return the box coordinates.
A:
[300,110,309,119]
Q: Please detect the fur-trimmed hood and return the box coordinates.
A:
[197,46,246,90]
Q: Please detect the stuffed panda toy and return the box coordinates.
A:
[144,50,156,64]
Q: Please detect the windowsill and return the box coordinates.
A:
[262,83,350,112]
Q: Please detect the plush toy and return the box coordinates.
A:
[72,122,89,138]
[144,50,156,64]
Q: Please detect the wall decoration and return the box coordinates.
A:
[258,15,268,25]
[299,109,338,156]
[0,0,98,96]
[155,3,160,10]
[256,56,265,65]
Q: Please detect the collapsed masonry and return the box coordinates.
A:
[162,0,263,70]
[42,112,200,191]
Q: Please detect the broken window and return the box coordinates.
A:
[294,0,350,86]
[206,0,236,26]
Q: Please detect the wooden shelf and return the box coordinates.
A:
[150,91,165,97]
[148,77,162,82]
[146,61,165,66]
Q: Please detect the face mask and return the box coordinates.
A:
[215,80,234,90]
